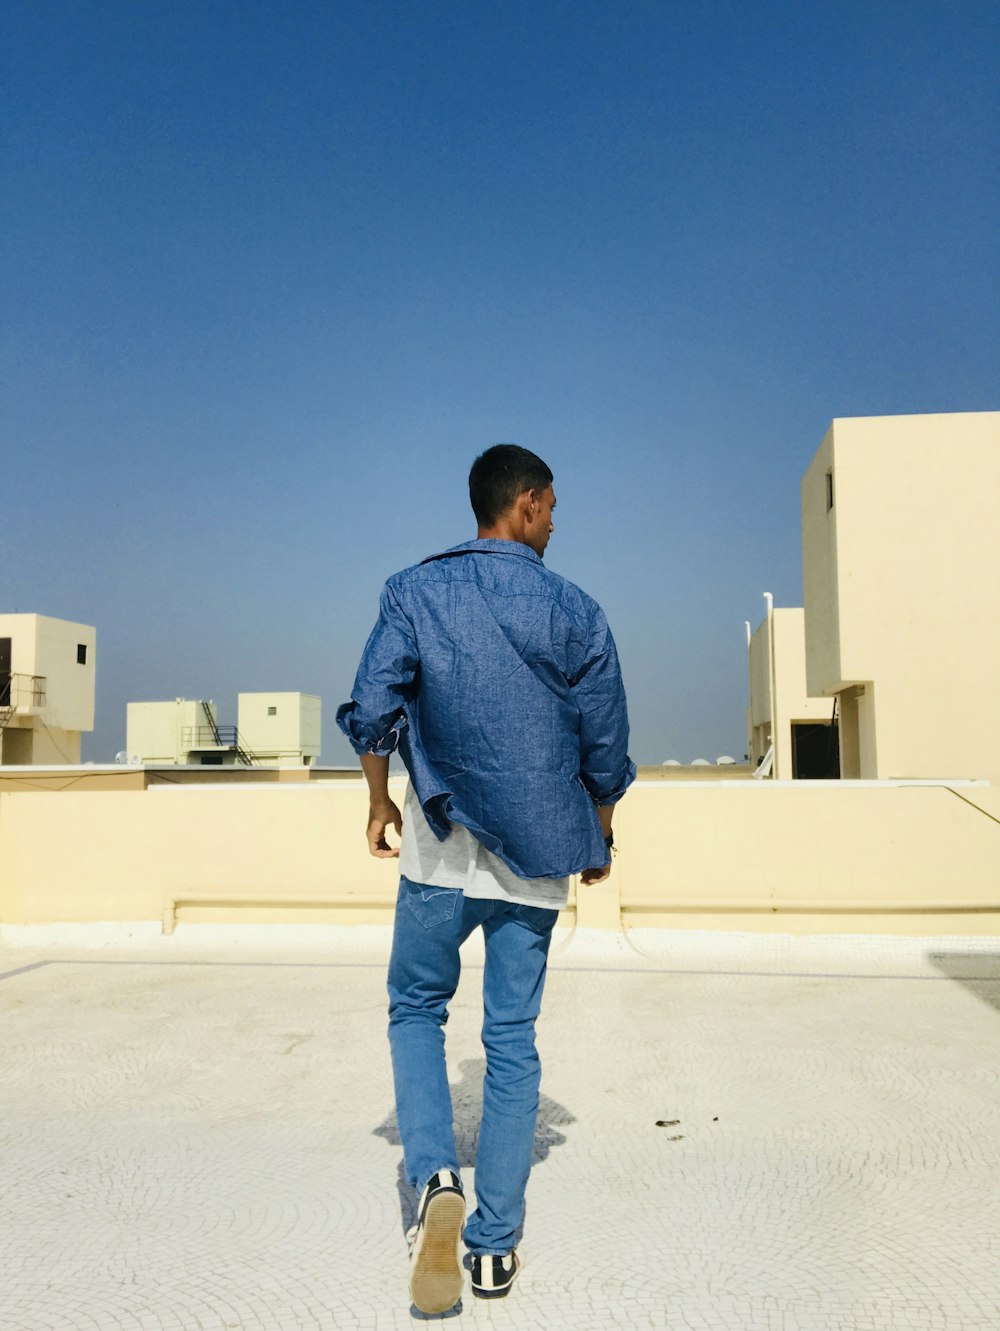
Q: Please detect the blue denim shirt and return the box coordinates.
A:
[337,538,635,880]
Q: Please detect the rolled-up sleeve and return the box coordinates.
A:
[336,582,419,756]
[572,606,636,805]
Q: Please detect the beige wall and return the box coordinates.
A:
[34,615,96,732]
[748,621,772,728]
[616,780,1000,933]
[801,429,842,695]
[27,728,82,765]
[802,412,1000,781]
[237,692,321,765]
[0,613,96,734]
[1,778,996,936]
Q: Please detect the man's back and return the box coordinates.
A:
[339,537,634,880]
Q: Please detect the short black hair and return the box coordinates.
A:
[469,444,554,527]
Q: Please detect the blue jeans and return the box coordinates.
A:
[387,875,559,1256]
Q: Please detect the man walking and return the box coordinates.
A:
[337,445,634,1313]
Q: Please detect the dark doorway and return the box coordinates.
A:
[792,722,840,779]
[2,728,32,764]
[0,638,11,707]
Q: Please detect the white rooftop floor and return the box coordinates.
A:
[1,925,998,1331]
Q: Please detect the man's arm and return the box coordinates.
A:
[336,581,418,859]
[360,753,402,859]
[573,604,635,885]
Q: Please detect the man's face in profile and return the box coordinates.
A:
[526,485,556,557]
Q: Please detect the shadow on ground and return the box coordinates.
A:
[927,951,1000,1014]
[373,1056,576,1236]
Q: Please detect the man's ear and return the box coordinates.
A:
[511,489,534,522]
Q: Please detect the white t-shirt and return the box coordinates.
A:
[397,781,570,910]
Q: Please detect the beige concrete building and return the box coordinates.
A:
[237,692,321,767]
[0,613,96,764]
[126,692,320,767]
[126,699,228,766]
[747,604,837,778]
[802,411,1000,781]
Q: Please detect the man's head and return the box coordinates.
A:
[469,444,556,557]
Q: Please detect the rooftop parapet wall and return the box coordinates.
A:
[1,779,996,937]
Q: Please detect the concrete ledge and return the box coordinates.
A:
[1,777,996,933]
[162,893,396,934]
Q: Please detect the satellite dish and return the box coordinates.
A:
[690,758,710,766]
[716,755,736,765]
[661,759,681,766]
[115,751,128,765]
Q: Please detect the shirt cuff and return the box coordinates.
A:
[584,758,637,806]
[335,703,407,757]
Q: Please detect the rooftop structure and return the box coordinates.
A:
[801,411,1000,781]
[126,692,321,768]
[748,411,1000,782]
[747,605,839,779]
[237,691,321,767]
[0,613,96,765]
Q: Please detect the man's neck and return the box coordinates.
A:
[477,524,529,547]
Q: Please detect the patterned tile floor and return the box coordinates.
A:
[1,924,998,1331]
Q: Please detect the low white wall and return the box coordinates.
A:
[615,780,999,932]
[0,778,997,934]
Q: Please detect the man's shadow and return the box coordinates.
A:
[372,1056,576,1240]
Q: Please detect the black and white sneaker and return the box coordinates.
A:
[470,1250,521,1299]
[408,1170,465,1314]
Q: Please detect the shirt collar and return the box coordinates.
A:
[423,538,544,565]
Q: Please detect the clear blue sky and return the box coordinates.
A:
[3,1,997,764]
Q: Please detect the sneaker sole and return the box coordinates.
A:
[409,1191,465,1314]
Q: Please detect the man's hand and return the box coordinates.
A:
[367,800,402,858]
[359,755,402,858]
[580,862,611,885]
[579,802,616,883]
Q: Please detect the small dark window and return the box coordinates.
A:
[200,753,223,765]
[825,471,834,511]
[77,644,87,664]
[267,706,277,716]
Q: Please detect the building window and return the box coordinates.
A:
[77,644,87,664]
[826,470,834,511]
[268,706,277,716]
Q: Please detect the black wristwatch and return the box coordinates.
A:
[605,831,615,851]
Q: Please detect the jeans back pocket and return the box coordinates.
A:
[401,878,461,929]
[513,902,559,934]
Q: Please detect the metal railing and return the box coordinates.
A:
[181,725,241,748]
[180,724,258,767]
[0,674,46,728]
